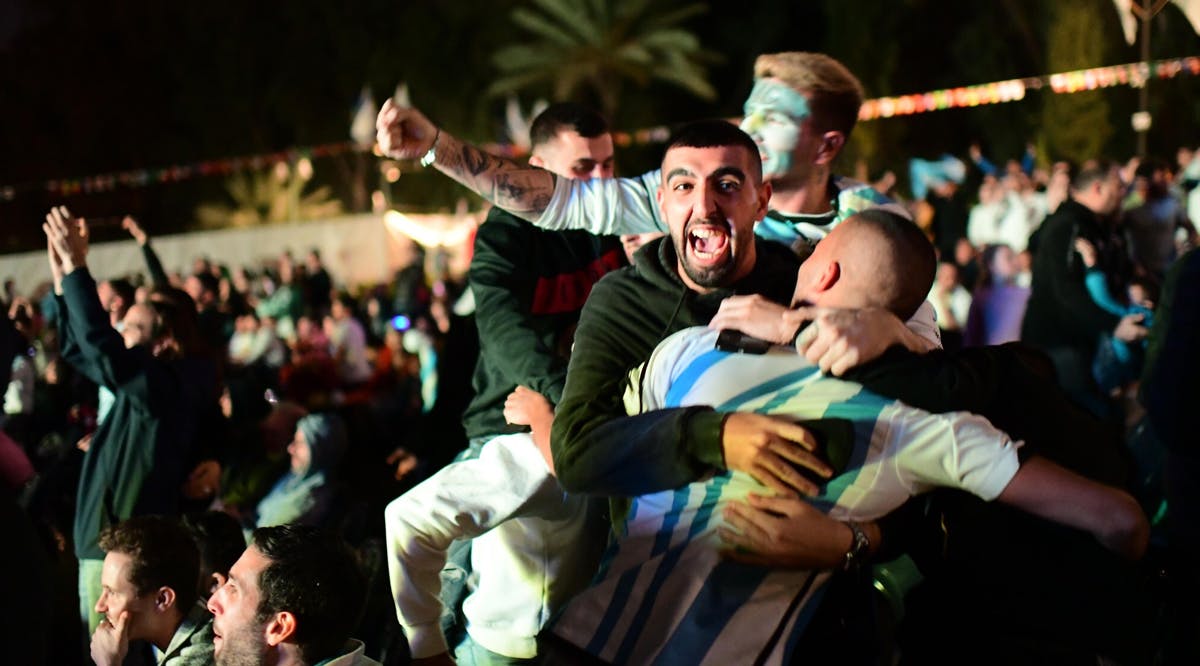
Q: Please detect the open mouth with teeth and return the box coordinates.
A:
[687,223,732,266]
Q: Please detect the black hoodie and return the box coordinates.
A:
[550,235,799,498]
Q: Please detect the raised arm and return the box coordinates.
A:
[44,207,175,409]
[376,100,664,234]
[377,99,557,220]
[123,216,169,288]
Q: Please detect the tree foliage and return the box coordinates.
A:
[487,0,719,118]
[1041,0,1115,163]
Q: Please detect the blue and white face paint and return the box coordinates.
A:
[740,79,811,180]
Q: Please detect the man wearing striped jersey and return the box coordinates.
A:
[546,211,1147,665]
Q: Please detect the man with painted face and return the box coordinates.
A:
[377,52,934,365]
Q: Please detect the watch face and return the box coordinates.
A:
[842,522,870,571]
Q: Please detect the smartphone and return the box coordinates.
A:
[715,329,772,355]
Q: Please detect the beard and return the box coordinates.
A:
[214,623,268,666]
[674,217,748,289]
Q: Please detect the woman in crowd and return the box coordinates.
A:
[964,243,1031,346]
[250,412,347,530]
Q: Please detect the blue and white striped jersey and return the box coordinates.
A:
[551,327,1020,665]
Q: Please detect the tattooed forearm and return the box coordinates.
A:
[431,131,557,221]
[460,144,494,176]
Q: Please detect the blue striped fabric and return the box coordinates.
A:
[551,327,1017,665]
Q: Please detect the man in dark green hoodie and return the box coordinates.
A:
[546,120,868,566]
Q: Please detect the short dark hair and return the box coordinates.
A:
[107,279,136,308]
[852,209,936,320]
[664,119,763,182]
[145,287,204,359]
[181,511,246,600]
[1071,159,1117,191]
[192,271,220,297]
[529,102,610,149]
[98,516,201,612]
[250,525,367,664]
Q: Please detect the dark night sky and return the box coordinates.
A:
[3,0,1198,253]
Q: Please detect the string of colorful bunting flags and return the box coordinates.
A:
[4,56,1197,203]
[858,56,1200,120]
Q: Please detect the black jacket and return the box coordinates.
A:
[550,235,800,496]
[60,269,215,559]
[1021,199,1121,353]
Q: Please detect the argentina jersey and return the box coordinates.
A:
[551,327,1020,665]
[754,175,911,246]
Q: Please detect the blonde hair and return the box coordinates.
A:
[753,52,864,137]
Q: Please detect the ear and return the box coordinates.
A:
[814,131,846,166]
[755,181,773,220]
[528,154,545,169]
[814,260,841,294]
[155,586,177,612]
[209,572,228,595]
[264,611,298,647]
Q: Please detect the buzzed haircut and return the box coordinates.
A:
[1071,159,1117,191]
[665,119,763,182]
[251,525,367,664]
[98,515,201,612]
[530,102,610,150]
[850,209,936,320]
[754,52,864,138]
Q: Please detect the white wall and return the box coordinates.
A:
[1,213,472,295]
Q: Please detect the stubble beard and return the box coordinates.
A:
[214,626,268,666]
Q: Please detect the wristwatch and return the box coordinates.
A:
[842,521,871,571]
[419,128,441,168]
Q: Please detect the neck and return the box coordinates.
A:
[1071,195,1104,217]
[147,609,185,652]
[267,646,307,666]
[767,167,833,215]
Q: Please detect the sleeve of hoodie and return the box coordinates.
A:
[140,241,170,288]
[550,275,726,496]
[470,214,569,403]
[58,268,179,414]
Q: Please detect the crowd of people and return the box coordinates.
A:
[2,49,1197,666]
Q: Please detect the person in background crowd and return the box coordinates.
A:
[44,206,218,638]
[182,511,247,602]
[90,515,214,666]
[964,243,1030,346]
[927,261,972,350]
[207,525,378,665]
[250,412,347,531]
[1022,161,1148,420]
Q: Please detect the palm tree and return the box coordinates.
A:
[195,161,343,228]
[487,0,718,119]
